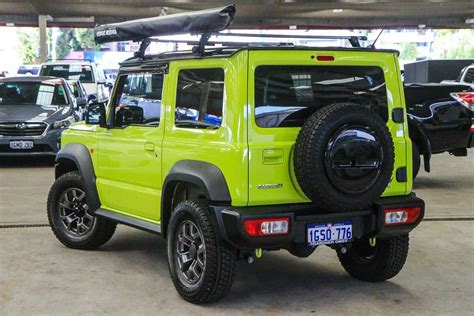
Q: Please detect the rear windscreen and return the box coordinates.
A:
[40,64,94,83]
[255,66,387,128]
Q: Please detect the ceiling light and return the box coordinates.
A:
[333,9,344,13]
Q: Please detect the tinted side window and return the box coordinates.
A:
[113,72,163,127]
[175,68,224,129]
[255,66,387,128]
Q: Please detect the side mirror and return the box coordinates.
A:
[85,102,106,127]
[97,79,106,85]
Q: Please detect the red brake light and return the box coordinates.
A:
[316,55,335,62]
[384,207,421,226]
[244,217,290,237]
[451,92,474,110]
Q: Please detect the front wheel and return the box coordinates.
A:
[167,200,236,304]
[47,171,116,250]
[337,235,409,282]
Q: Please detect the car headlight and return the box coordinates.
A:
[53,116,74,129]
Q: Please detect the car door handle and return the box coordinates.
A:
[144,143,155,153]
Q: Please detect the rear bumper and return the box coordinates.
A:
[212,194,424,250]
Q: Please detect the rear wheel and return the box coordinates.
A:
[337,235,409,282]
[167,200,236,304]
[47,171,116,250]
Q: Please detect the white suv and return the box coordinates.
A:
[39,61,110,102]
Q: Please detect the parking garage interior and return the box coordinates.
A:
[0,1,473,314]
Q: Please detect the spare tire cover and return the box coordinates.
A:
[294,103,394,212]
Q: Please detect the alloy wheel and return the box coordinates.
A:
[175,220,206,286]
[58,188,96,237]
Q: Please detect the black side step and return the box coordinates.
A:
[95,208,161,235]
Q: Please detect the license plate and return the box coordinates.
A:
[307,221,352,246]
[10,141,34,150]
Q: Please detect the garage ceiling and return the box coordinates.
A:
[0,0,473,29]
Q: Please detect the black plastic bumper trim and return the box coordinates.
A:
[212,194,424,250]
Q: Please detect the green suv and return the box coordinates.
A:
[47,5,425,304]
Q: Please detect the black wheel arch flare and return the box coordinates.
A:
[407,118,432,172]
[161,160,232,236]
[55,143,101,212]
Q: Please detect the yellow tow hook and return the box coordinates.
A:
[255,248,263,258]
[369,238,377,247]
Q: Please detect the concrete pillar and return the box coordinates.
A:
[38,15,47,63]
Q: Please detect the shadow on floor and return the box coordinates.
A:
[97,227,414,311]
[0,156,56,168]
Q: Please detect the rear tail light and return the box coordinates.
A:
[450,92,474,111]
[384,207,421,226]
[244,217,290,237]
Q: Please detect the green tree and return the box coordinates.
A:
[432,29,474,59]
[73,29,100,51]
[55,28,100,59]
[400,42,417,60]
[55,28,74,60]
[17,28,40,64]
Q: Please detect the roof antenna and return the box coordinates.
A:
[368,29,384,49]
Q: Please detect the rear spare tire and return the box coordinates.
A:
[294,103,394,212]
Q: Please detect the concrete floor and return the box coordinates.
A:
[0,151,473,315]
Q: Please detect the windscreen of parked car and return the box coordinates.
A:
[0,80,69,106]
[255,66,387,128]
[40,64,94,83]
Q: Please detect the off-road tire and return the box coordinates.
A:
[337,235,409,282]
[294,103,394,212]
[412,142,421,180]
[47,171,116,250]
[167,200,236,304]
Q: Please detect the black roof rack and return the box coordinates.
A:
[94,4,368,59]
[206,32,367,47]
[152,33,367,50]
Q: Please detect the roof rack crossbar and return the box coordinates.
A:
[149,33,367,50]
[148,38,296,48]
[209,32,367,41]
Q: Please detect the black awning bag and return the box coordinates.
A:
[94,4,236,44]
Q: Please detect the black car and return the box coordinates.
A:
[0,76,77,156]
[405,83,473,178]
